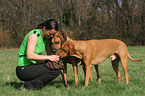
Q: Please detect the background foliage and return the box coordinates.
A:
[0,0,145,48]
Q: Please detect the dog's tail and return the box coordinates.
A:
[128,53,142,61]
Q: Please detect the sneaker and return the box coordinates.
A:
[24,81,35,89]
[24,80,44,90]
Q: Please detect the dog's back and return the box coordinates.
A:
[72,39,126,55]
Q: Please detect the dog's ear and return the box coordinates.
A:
[61,33,67,43]
[68,42,76,56]
[57,33,67,44]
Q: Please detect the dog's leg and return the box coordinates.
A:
[60,70,67,87]
[63,63,67,86]
[72,63,78,85]
[120,56,129,84]
[81,62,93,82]
[111,56,121,83]
[94,65,101,83]
[81,61,86,77]
[84,60,91,87]
[90,67,93,82]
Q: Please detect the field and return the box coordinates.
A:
[0,46,144,96]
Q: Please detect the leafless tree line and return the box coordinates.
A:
[0,0,144,48]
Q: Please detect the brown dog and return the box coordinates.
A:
[57,39,142,87]
[51,33,82,86]
[51,33,109,85]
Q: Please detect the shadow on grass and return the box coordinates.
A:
[47,79,75,88]
[4,79,75,90]
[4,81,24,90]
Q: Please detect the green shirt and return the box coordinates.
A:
[17,29,48,66]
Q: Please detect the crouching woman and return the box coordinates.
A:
[16,19,61,90]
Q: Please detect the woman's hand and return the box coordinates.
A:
[48,55,59,62]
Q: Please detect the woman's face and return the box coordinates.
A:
[44,29,57,38]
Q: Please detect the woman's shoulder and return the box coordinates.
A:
[27,29,41,36]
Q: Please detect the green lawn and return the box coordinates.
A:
[0,46,144,96]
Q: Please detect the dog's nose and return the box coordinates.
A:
[52,49,57,54]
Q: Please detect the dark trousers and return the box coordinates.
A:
[16,62,61,89]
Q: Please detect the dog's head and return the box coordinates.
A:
[56,41,76,58]
[51,32,67,53]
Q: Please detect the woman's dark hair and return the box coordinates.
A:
[36,19,59,31]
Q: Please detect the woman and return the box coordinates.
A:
[16,19,61,90]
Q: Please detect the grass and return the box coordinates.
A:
[0,46,145,96]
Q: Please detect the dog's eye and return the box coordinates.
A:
[62,49,67,52]
[55,42,59,44]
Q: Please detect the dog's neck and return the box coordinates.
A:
[73,41,86,52]
[67,37,74,42]
[71,41,87,58]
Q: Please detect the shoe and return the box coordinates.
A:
[24,80,44,90]
[24,81,35,89]
[33,80,44,90]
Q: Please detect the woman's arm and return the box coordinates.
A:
[27,34,59,62]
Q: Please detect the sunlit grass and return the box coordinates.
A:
[0,46,144,96]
